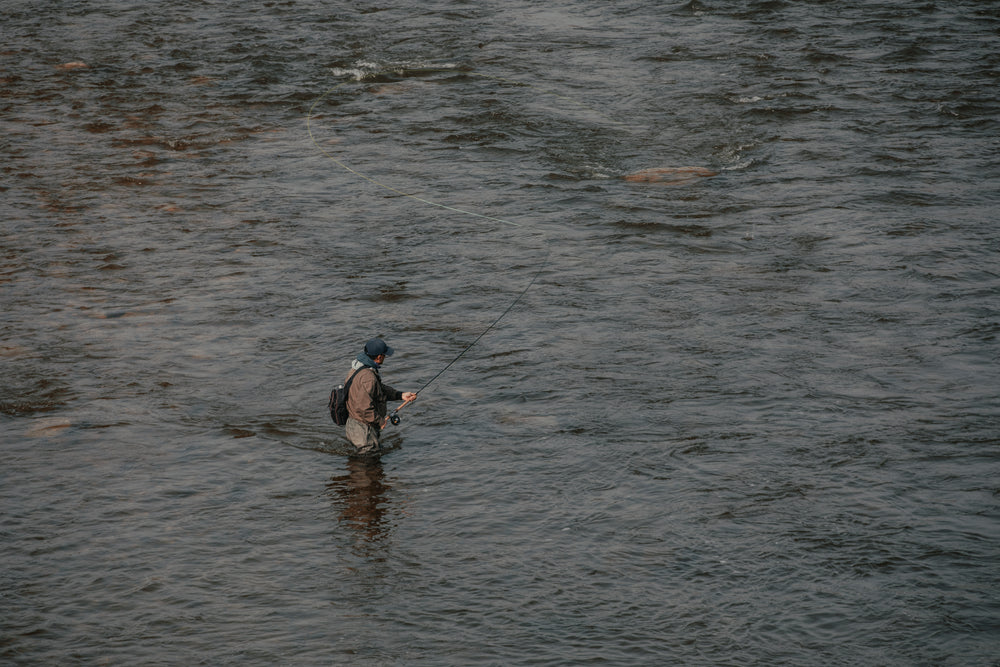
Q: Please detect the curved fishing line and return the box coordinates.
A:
[307,71,522,228]
[306,67,625,231]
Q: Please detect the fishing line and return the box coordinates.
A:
[308,67,602,421]
[307,70,523,228]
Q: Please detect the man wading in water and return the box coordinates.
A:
[344,338,416,457]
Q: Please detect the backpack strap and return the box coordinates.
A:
[344,367,364,389]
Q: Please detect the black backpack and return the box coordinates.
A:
[329,369,363,426]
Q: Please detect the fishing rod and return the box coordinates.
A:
[383,250,548,428]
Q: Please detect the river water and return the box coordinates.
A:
[2,1,998,664]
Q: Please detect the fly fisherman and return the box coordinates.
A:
[344,338,417,457]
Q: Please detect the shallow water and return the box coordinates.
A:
[2,1,999,664]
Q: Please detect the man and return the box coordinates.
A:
[344,338,417,457]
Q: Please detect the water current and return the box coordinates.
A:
[2,1,999,664]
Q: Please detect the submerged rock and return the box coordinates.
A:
[623,166,717,184]
[25,418,72,437]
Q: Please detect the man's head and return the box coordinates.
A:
[364,338,394,363]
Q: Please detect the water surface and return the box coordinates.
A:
[2,1,998,664]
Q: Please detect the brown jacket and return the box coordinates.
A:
[345,366,402,427]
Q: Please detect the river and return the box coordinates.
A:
[2,1,998,664]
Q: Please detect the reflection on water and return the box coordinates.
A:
[326,457,395,550]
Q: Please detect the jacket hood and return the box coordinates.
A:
[353,353,380,371]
